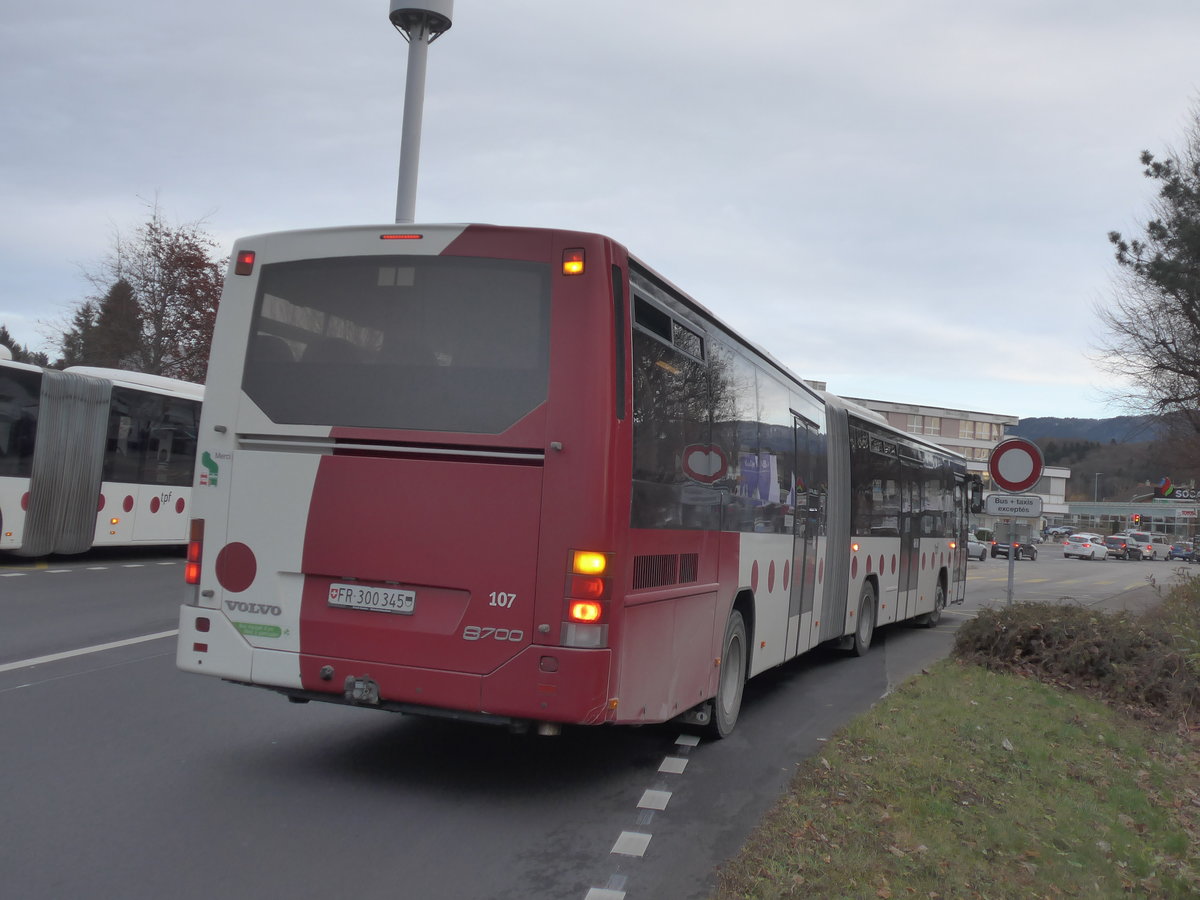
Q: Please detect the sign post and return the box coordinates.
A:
[987,438,1045,605]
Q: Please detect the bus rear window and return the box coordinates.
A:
[242,255,551,433]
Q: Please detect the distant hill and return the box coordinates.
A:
[1008,416,1161,444]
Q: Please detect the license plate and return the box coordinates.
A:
[327,582,416,615]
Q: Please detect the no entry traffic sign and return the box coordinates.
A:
[988,437,1044,493]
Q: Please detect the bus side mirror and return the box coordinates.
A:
[968,476,983,514]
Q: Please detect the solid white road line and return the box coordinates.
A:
[0,629,179,674]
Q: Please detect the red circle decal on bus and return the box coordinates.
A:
[216,542,257,593]
[150,497,161,513]
[768,560,776,593]
[782,560,790,591]
[750,560,759,594]
[21,492,29,511]
[176,497,186,514]
[98,494,105,512]
[123,495,134,513]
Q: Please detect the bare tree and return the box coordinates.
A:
[63,200,224,382]
[1101,109,1200,438]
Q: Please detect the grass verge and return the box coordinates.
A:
[714,582,1200,899]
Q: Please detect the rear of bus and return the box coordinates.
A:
[177,224,631,728]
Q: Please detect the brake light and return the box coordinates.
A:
[185,518,203,585]
[568,600,603,623]
[234,250,255,276]
[379,233,423,240]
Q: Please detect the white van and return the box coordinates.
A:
[1126,531,1170,560]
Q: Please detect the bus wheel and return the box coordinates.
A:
[708,611,746,739]
[915,580,945,628]
[850,583,876,657]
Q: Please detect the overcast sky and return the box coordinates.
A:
[3,1,1199,421]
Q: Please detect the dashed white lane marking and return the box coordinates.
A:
[610,831,652,857]
[637,790,671,811]
[658,756,688,774]
[0,629,178,674]
[0,573,25,577]
[586,732,702,897]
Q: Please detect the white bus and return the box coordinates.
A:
[0,351,203,556]
[177,224,980,736]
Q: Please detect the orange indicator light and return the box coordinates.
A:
[562,248,585,275]
[572,550,607,575]
[851,542,860,553]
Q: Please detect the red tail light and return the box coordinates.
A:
[562,550,612,646]
[185,519,203,585]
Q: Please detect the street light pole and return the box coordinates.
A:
[389,1,454,225]
[1094,472,1103,503]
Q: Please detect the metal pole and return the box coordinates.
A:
[1006,519,1015,605]
[395,21,430,224]
[1094,472,1103,503]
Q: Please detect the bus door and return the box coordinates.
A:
[896,452,922,619]
[787,418,819,656]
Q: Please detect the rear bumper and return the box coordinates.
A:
[294,644,614,725]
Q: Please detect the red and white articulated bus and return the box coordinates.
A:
[177,224,979,736]
[0,353,203,556]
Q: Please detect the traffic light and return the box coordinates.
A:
[1132,514,1142,526]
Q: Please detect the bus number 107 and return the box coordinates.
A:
[488,592,516,608]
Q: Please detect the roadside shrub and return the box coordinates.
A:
[952,585,1200,726]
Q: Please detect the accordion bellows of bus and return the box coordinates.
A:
[176,223,978,737]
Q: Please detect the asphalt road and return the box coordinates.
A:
[0,548,1190,900]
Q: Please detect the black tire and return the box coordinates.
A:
[915,579,946,628]
[708,611,747,739]
[977,548,986,561]
[849,583,877,657]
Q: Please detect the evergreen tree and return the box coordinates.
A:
[57,302,99,368]
[1103,107,1200,436]
[0,324,51,366]
[90,278,142,369]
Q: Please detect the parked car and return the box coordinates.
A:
[1104,534,1136,560]
[1167,541,1194,561]
[1063,533,1107,560]
[1046,525,1074,537]
[991,538,1038,560]
[966,536,988,561]
[1126,531,1169,560]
